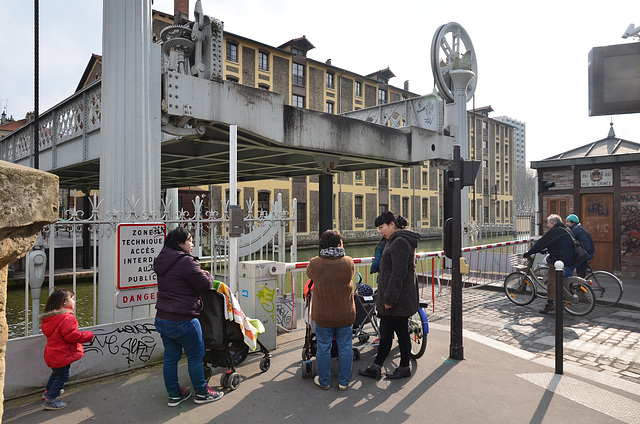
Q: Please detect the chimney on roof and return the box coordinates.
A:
[404,80,409,91]
[326,59,331,65]
[174,0,189,24]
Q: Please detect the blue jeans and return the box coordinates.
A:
[154,317,207,395]
[564,253,595,278]
[45,364,70,399]
[315,325,353,387]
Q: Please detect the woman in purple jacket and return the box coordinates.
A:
[153,227,223,407]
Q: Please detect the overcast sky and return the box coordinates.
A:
[2,0,639,163]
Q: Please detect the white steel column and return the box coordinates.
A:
[99,0,161,323]
[229,125,239,294]
[450,69,475,247]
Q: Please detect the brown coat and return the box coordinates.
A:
[306,255,356,328]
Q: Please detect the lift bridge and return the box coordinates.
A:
[0,17,451,191]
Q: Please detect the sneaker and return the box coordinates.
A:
[194,386,224,404]
[539,303,555,314]
[358,365,382,380]
[385,366,411,379]
[314,376,330,390]
[43,398,67,410]
[167,387,191,407]
[338,384,348,391]
[43,389,64,399]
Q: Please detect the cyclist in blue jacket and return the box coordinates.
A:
[564,214,595,278]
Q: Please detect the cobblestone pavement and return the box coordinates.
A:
[428,286,640,386]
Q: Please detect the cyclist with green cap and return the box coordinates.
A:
[565,214,595,277]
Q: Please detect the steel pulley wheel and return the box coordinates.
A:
[430,22,478,103]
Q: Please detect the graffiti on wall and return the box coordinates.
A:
[621,193,640,256]
[85,323,158,364]
[586,201,609,217]
[276,296,295,329]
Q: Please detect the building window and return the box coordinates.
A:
[226,41,238,62]
[292,95,304,108]
[402,197,409,218]
[483,159,488,170]
[402,169,409,185]
[505,202,509,219]
[258,51,269,71]
[326,72,334,89]
[297,202,306,232]
[422,171,428,188]
[355,196,363,220]
[258,192,270,215]
[258,83,270,90]
[326,102,334,114]
[226,75,239,83]
[422,198,429,219]
[355,171,363,181]
[292,63,305,86]
[379,169,388,178]
[497,201,501,218]
[484,206,489,223]
[379,204,388,215]
[378,89,387,104]
[355,81,362,97]
[292,47,305,56]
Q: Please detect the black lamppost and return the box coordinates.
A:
[34,0,40,169]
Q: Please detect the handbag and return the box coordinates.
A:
[563,228,587,265]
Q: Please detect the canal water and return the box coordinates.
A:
[6,235,507,339]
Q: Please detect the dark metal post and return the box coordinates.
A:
[318,173,333,235]
[450,145,464,360]
[33,0,40,169]
[555,263,564,374]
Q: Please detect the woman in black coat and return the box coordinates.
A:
[359,211,420,380]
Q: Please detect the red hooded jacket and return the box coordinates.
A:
[40,309,94,368]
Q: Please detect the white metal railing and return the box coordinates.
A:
[11,193,295,339]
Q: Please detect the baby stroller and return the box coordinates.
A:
[352,276,380,360]
[198,282,271,390]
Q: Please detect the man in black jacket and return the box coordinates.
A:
[523,214,574,314]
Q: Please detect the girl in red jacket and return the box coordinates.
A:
[39,288,94,410]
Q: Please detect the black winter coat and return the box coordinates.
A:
[571,224,595,255]
[376,229,421,317]
[153,247,214,321]
[525,222,574,267]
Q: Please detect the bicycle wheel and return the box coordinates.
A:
[504,272,536,306]
[409,308,428,359]
[532,266,548,299]
[584,271,623,307]
[563,280,596,316]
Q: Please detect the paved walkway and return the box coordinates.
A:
[4,282,640,423]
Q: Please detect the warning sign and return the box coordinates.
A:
[117,223,166,290]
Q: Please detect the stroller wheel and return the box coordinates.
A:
[227,372,240,390]
[220,371,230,388]
[358,335,369,344]
[203,364,214,381]
[311,359,318,377]
[352,348,361,360]
[259,357,271,372]
[301,360,311,378]
[301,347,310,361]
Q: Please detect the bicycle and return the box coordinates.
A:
[504,254,596,316]
[535,258,624,308]
[581,262,624,307]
